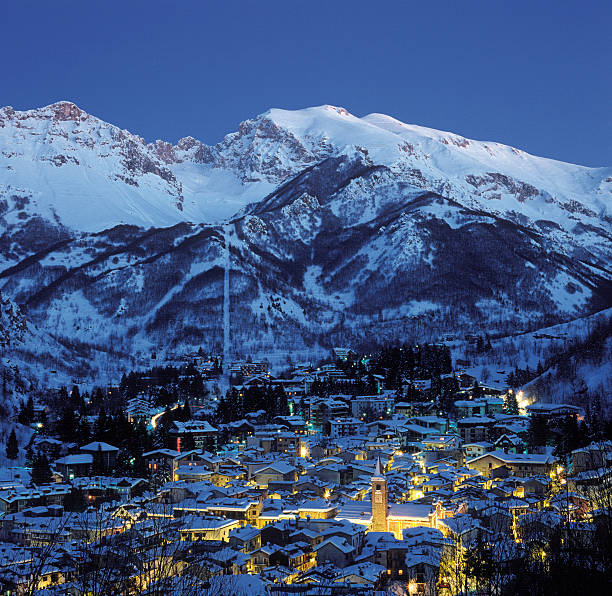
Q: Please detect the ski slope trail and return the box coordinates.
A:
[223,224,231,368]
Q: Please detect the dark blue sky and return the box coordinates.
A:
[4,0,610,166]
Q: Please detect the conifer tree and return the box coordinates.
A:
[504,391,519,415]
[93,444,106,475]
[92,386,104,406]
[17,395,35,425]
[57,407,79,442]
[93,407,108,441]
[71,385,85,411]
[183,399,192,420]
[77,418,91,445]
[528,415,550,449]
[5,428,18,460]
[31,454,52,485]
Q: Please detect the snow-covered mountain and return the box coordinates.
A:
[0,101,610,380]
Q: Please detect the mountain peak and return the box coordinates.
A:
[317,104,353,117]
[261,104,355,120]
[40,101,88,122]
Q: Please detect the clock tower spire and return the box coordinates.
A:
[371,456,388,532]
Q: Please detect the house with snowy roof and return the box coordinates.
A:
[333,561,386,588]
[457,415,496,443]
[571,440,612,474]
[314,536,355,568]
[454,399,488,418]
[494,433,525,453]
[298,499,339,520]
[463,441,493,459]
[177,515,241,541]
[467,450,558,478]
[169,420,218,452]
[53,453,93,479]
[252,462,298,487]
[80,441,119,468]
[525,402,580,420]
[228,524,261,553]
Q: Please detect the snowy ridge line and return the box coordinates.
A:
[0,101,610,233]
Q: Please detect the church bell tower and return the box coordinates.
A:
[371,456,388,532]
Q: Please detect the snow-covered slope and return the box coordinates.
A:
[2,102,610,232]
[0,102,275,230]
[0,101,610,382]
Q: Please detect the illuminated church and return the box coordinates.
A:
[337,457,442,539]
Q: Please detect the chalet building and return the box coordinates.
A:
[224,419,256,442]
[273,415,308,434]
[174,498,262,525]
[467,450,558,478]
[246,434,276,454]
[0,485,70,514]
[298,500,339,520]
[457,416,496,443]
[173,465,214,483]
[309,398,349,430]
[31,405,49,424]
[169,420,218,452]
[525,403,581,420]
[333,347,354,361]
[252,463,298,487]
[571,441,612,474]
[394,401,436,417]
[276,432,301,454]
[125,397,150,422]
[71,477,148,502]
[246,431,302,455]
[178,516,241,541]
[80,442,119,469]
[314,537,354,567]
[333,563,386,590]
[33,438,64,460]
[422,434,460,451]
[259,519,300,546]
[205,500,263,524]
[318,364,346,380]
[412,379,432,392]
[229,361,270,380]
[350,395,395,419]
[394,402,414,417]
[175,450,219,471]
[270,378,306,399]
[142,448,180,478]
[250,543,315,574]
[463,442,493,459]
[228,525,262,555]
[53,454,93,479]
[454,399,487,418]
[330,417,364,439]
[213,465,248,486]
[457,373,477,388]
[484,396,505,414]
[408,416,447,433]
[494,434,525,454]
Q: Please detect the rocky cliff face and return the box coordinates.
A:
[0,102,610,379]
